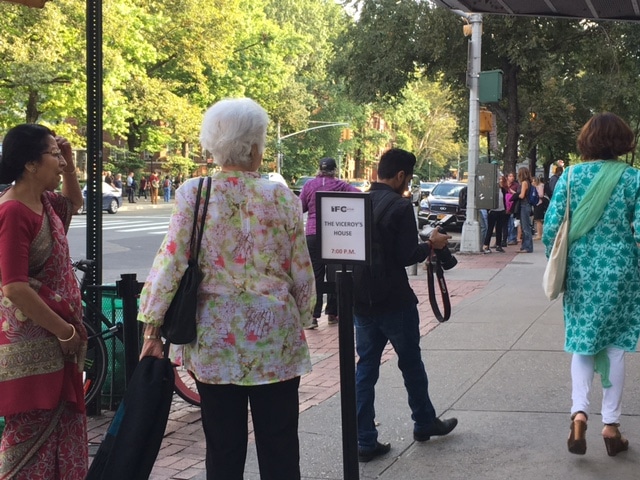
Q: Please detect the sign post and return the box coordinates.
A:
[317,192,371,480]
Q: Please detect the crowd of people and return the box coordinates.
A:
[481,160,564,255]
[1,104,638,478]
[103,170,184,204]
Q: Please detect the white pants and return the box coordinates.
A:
[571,347,625,424]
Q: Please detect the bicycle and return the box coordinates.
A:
[163,342,201,406]
[73,259,123,408]
[74,259,201,407]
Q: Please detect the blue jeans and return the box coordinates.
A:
[164,187,171,202]
[355,304,436,449]
[519,202,533,252]
[479,209,488,242]
[507,214,517,243]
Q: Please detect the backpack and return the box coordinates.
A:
[352,191,402,307]
[163,179,170,188]
[528,183,539,206]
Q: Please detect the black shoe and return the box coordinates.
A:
[358,441,391,462]
[495,246,505,253]
[305,318,318,330]
[413,418,458,442]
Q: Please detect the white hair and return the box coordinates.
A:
[200,98,269,169]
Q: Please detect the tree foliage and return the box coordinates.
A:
[335,2,640,174]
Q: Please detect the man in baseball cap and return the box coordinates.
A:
[299,157,359,329]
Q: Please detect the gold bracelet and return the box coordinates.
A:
[57,324,76,342]
[144,334,161,340]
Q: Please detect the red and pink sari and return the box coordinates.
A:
[0,191,88,480]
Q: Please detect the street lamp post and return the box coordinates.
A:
[428,161,431,181]
[276,121,349,174]
[453,10,483,253]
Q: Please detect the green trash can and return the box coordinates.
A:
[99,291,126,410]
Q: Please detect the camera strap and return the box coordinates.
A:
[427,252,451,322]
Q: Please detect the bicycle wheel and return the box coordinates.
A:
[83,319,108,406]
[163,342,201,406]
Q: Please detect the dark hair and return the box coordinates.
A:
[517,166,532,184]
[0,124,54,183]
[577,112,636,160]
[377,148,416,179]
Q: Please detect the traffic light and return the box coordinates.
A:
[340,128,353,141]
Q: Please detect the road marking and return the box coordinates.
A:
[70,217,170,233]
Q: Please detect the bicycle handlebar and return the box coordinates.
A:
[72,258,96,273]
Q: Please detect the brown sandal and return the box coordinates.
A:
[603,423,629,457]
[568,411,588,455]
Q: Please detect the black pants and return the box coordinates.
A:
[197,377,301,480]
[306,234,337,318]
[484,210,506,247]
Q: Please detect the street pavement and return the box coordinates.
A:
[87,229,640,479]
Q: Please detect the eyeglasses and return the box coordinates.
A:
[42,149,64,159]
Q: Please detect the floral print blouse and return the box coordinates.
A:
[138,171,314,386]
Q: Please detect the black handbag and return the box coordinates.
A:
[161,177,212,344]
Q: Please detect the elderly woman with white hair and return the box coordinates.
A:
[138,98,315,480]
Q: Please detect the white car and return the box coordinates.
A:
[261,172,288,187]
[80,182,122,214]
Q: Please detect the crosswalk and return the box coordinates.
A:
[70,216,171,235]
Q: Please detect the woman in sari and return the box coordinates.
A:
[0,124,87,479]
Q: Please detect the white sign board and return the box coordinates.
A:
[317,192,371,264]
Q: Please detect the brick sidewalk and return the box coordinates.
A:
[87,250,517,479]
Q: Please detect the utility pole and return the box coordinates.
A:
[454,10,483,253]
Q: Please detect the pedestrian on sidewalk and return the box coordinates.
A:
[162,176,172,202]
[138,98,314,480]
[352,148,458,463]
[543,112,640,457]
[516,167,534,253]
[482,175,506,253]
[504,172,519,245]
[138,176,148,200]
[126,171,136,203]
[299,157,359,330]
[149,171,160,204]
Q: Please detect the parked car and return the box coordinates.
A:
[420,181,438,197]
[80,182,122,214]
[417,181,467,228]
[403,174,421,205]
[261,172,288,187]
[347,179,370,192]
[291,175,314,196]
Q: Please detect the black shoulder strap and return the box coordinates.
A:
[371,190,402,227]
[193,177,212,263]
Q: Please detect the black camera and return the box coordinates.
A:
[419,215,458,270]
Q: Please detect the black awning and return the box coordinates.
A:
[434,0,640,22]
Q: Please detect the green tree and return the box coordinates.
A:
[388,78,464,177]
[0,0,85,133]
[334,2,640,173]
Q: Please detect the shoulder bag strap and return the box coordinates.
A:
[188,178,205,259]
[192,176,212,263]
[372,190,401,226]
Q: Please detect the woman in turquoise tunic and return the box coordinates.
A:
[543,112,640,457]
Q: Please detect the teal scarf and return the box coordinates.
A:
[568,161,628,246]
[566,160,628,388]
